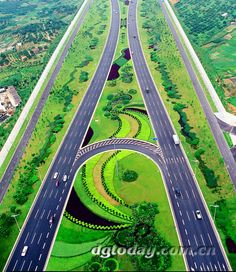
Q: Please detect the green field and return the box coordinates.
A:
[139,0,236,268]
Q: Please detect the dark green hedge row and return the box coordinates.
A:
[80,165,132,222]
[100,151,129,207]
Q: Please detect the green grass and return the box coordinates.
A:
[228,96,236,107]
[0,0,111,269]
[47,251,93,271]
[51,236,109,258]
[114,152,185,271]
[172,0,236,110]
[223,132,234,148]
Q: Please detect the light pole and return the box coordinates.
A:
[210,204,219,221]
[11,214,20,232]
[192,159,199,176]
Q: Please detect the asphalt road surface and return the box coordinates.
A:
[0,0,93,203]
[5,0,120,270]
[128,0,230,271]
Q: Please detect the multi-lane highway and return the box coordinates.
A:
[5,0,120,270]
[3,0,232,271]
[127,0,230,271]
[0,0,93,203]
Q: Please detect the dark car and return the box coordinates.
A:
[175,187,181,196]
[146,88,150,93]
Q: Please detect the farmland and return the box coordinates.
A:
[0,0,85,149]
[172,0,236,112]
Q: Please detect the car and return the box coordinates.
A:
[133,35,136,38]
[21,246,28,257]
[146,88,150,93]
[63,175,67,182]
[56,180,60,187]
[49,215,55,224]
[53,172,58,179]
[131,51,134,55]
[195,210,202,220]
[175,187,181,196]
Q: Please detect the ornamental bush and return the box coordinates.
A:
[122,170,138,182]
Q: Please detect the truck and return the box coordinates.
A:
[172,134,180,145]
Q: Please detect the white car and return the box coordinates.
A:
[195,210,202,220]
[63,175,67,182]
[21,246,28,257]
[53,172,58,179]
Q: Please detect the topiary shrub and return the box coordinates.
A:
[122,170,138,182]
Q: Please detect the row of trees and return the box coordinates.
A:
[14,114,65,205]
[100,151,128,206]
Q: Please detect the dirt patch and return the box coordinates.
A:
[210,51,220,60]
[93,152,119,206]
[224,77,236,96]
[228,103,236,114]
[224,33,232,40]
[170,0,180,5]
[120,113,139,138]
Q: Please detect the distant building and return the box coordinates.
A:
[6,86,21,107]
[0,103,6,112]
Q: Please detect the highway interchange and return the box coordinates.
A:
[3,0,233,271]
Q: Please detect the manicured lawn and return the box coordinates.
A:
[114,152,185,271]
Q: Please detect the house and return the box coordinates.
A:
[6,86,21,107]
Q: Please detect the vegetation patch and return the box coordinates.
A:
[122,169,138,182]
[108,48,131,81]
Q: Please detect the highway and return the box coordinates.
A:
[4,0,232,271]
[0,0,93,203]
[160,0,236,189]
[127,0,230,271]
[5,0,120,270]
